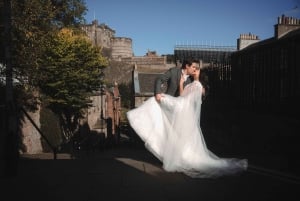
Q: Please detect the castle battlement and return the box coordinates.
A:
[81,21,133,59]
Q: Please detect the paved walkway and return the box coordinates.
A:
[1,144,299,201]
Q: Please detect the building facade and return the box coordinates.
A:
[231,15,300,114]
[81,20,133,59]
[85,82,121,144]
[172,15,300,114]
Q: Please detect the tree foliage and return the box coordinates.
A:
[39,28,108,141]
[10,0,87,82]
[10,0,54,91]
[0,0,87,111]
[1,0,110,142]
[51,0,87,27]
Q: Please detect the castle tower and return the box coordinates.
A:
[111,37,133,60]
[81,20,115,49]
[82,21,134,60]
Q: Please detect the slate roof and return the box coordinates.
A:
[133,71,167,96]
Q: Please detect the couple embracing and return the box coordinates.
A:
[127,59,247,178]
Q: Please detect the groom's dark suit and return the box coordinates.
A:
[154,66,192,97]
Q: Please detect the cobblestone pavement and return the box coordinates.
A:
[1,144,299,201]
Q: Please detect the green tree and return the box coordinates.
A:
[1,0,87,107]
[0,0,90,164]
[39,28,108,141]
[0,0,89,142]
[51,0,87,27]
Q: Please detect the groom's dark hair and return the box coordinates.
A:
[181,58,199,69]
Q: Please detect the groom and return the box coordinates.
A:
[154,59,197,102]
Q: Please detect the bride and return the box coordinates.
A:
[127,66,248,178]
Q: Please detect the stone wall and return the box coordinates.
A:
[21,106,43,154]
[81,20,115,48]
[111,37,133,59]
[86,84,121,138]
[82,20,133,60]
[87,94,107,136]
[121,56,170,69]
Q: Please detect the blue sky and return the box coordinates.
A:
[84,0,300,56]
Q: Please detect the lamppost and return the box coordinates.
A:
[93,68,106,130]
[99,69,105,119]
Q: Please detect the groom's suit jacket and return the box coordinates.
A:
[154,66,192,97]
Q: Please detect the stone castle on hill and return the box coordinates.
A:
[81,20,172,70]
[81,20,133,59]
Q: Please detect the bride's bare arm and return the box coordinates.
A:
[201,86,205,96]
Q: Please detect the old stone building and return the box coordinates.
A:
[121,50,172,70]
[81,20,133,59]
[111,37,133,59]
[82,20,172,70]
[131,67,163,108]
[85,82,121,144]
[232,15,300,110]
[81,20,115,48]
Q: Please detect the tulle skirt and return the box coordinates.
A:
[127,95,247,178]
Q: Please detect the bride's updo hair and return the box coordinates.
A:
[194,67,200,81]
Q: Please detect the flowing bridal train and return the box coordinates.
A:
[127,80,248,178]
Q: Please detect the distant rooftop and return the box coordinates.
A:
[174,44,237,52]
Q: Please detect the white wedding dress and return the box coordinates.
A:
[127,81,248,178]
